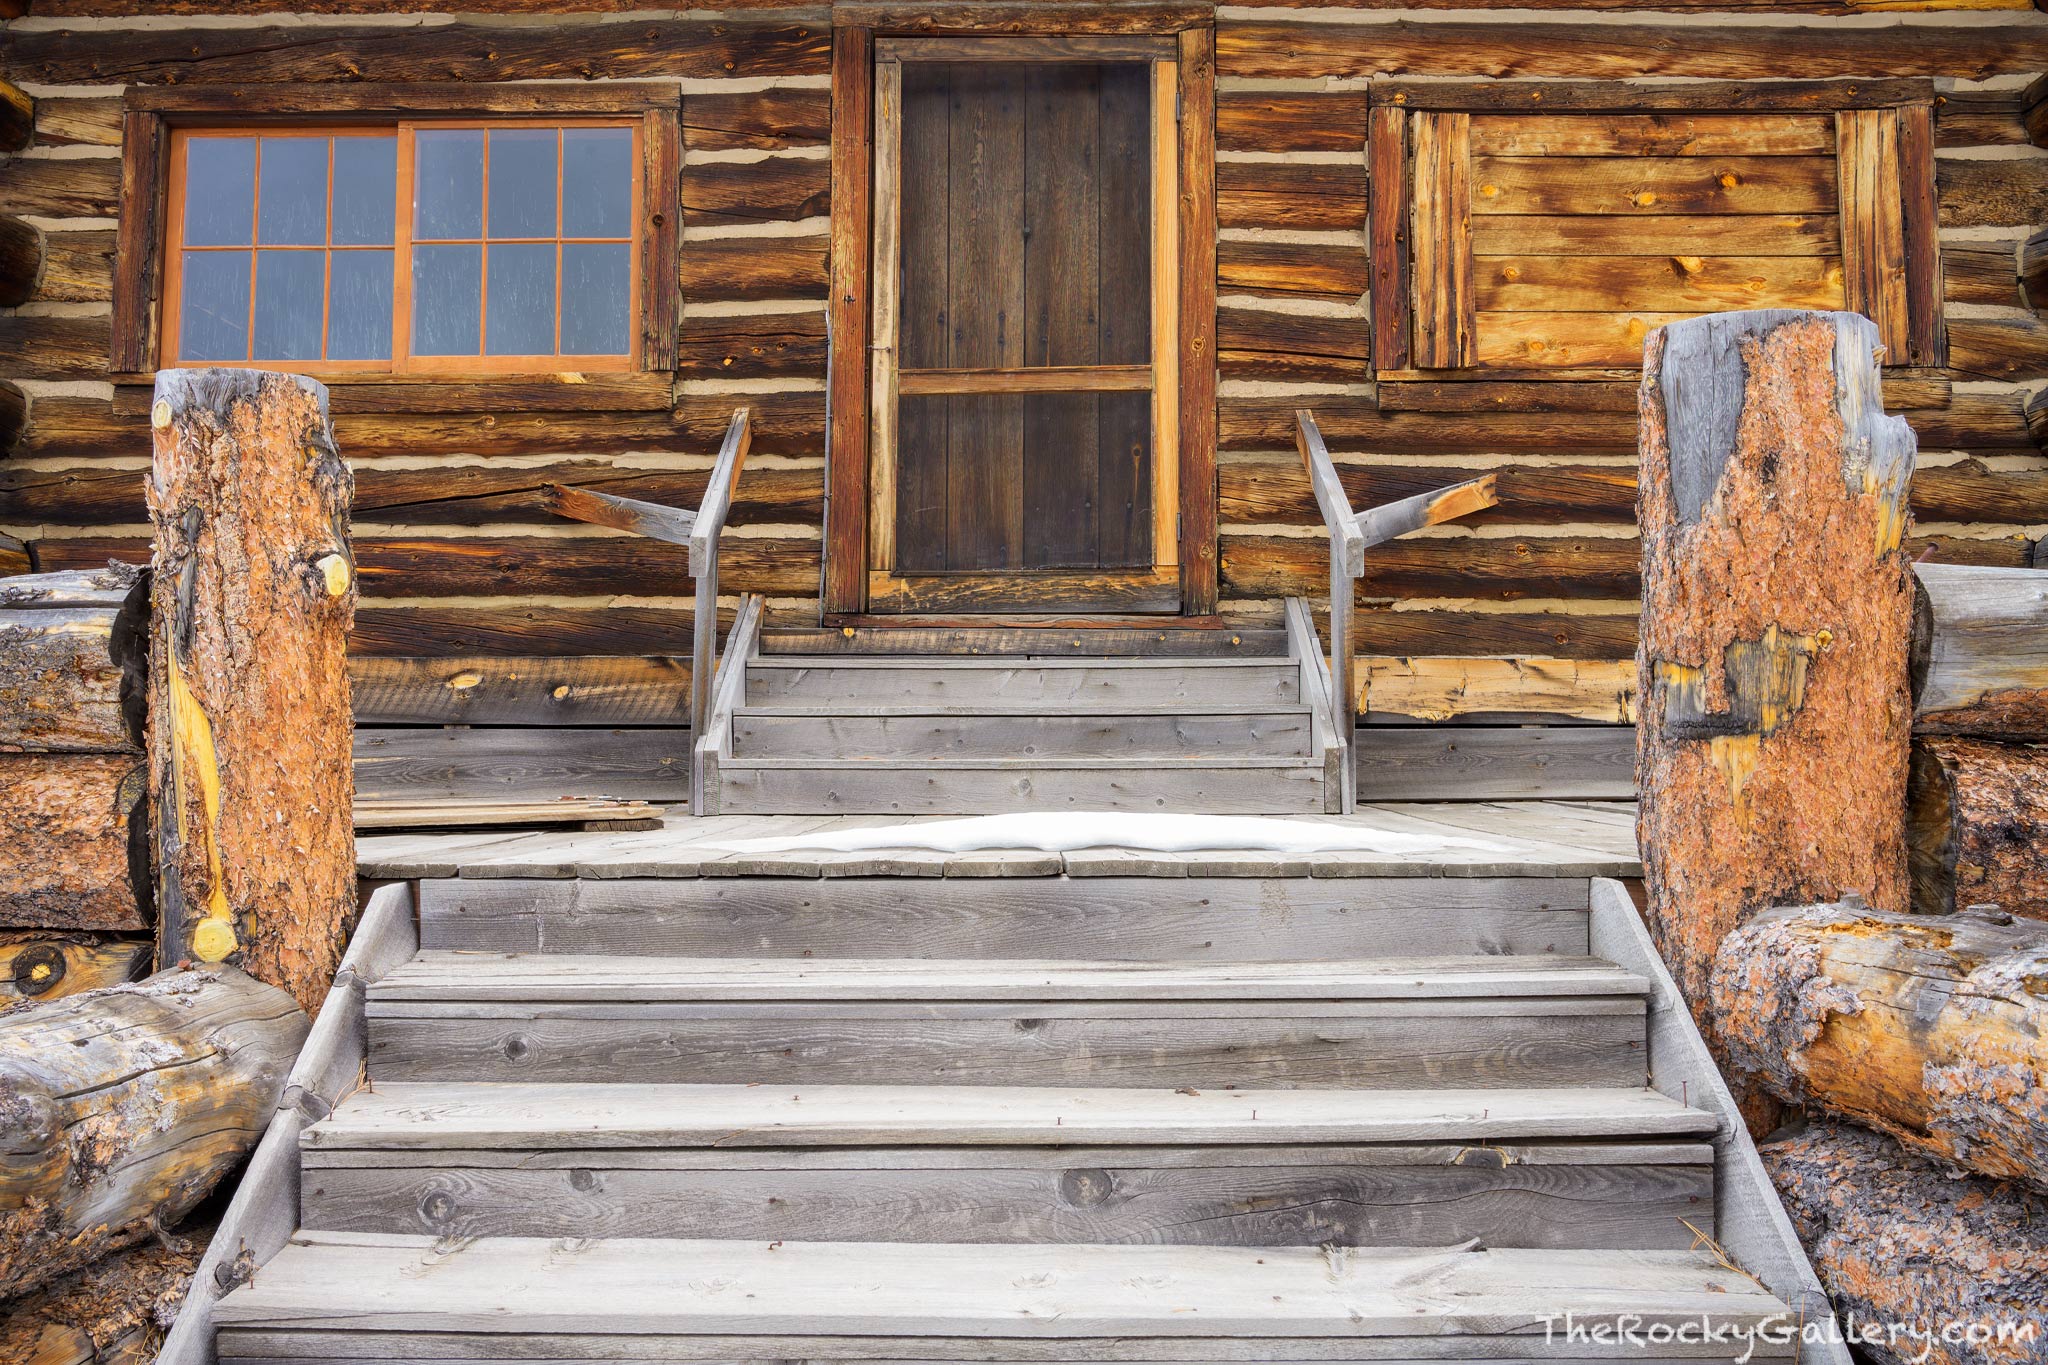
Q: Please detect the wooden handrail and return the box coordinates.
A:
[1296,408,1360,801]
[541,405,753,788]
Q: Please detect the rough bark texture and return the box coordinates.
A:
[0,968,306,1299]
[0,569,148,753]
[1764,1121,2048,1365]
[1911,563,2048,741]
[0,754,149,930]
[0,931,150,1007]
[1713,902,2048,1191]
[0,1225,207,1365]
[1910,737,2048,919]
[1637,310,1918,1022]
[146,370,355,1013]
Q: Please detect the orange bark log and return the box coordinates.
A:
[1909,736,2048,919]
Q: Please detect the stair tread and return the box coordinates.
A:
[216,1233,1788,1336]
[733,702,1313,716]
[718,755,1330,770]
[753,656,1295,670]
[372,952,1650,1002]
[306,1081,1719,1150]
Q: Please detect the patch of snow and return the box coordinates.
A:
[720,812,1505,855]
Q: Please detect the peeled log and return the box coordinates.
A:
[0,931,150,1005]
[1911,562,2048,741]
[1909,736,2048,919]
[1763,1122,2048,1365]
[1713,902,2048,1190]
[0,571,148,752]
[0,754,149,930]
[0,1227,207,1365]
[0,968,307,1299]
[1637,311,1918,1017]
[147,370,355,1013]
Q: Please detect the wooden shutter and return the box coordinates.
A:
[1839,105,1945,368]
[1410,111,1473,369]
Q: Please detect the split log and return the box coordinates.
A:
[1763,1122,2048,1365]
[147,370,355,1013]
[1911,562,2048,740]
[0,754,149,930]
[1637,310,1918,1015]
[1909,737,2048,919]
[0,932,150,1006]
[0,77,31,154]
[0,567,149,752]
[1714,902,2048,1190]
[0,968,308,1298]
[0,212,43,307]
[0,1225,207,1365]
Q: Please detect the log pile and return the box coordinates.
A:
[0,1221,209,1365]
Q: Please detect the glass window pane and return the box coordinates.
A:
[177,251,251,360]
[332,136,397,246]
[253,250,325,361]
[560,243,629,355]
[258,136,327,246]
[183,138,255,247]
[414,130,484,240]
[328,250,393,361]
[488,128,557,239]
[485,242,556,356]
[562,128,633,239]
[412,243,482,355]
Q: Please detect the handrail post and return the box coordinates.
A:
[1296,408,1363,811]
[688,407,753,813]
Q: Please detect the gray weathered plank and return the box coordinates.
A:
[729,708,1317,760]
[1355,726,1636,801]
[354,726,693,802]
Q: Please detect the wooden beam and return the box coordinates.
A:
[824,26,874,615]
[1367,105,1409,374]
[875,34,1176,62]
[1177,24,1218,615]
[1355,474,1499,551]
[867,55,901,575]
[1410,111,1473,369]
[542,484,697,548]
[897,364,1153,395]
[109,110,163,374]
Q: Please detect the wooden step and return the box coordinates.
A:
[418,874,1596,960]
[365,955,1649,1089]
[728,705,1318,761]
[214,1234,1796,1357]
[712,755,1331,814]
[302,1082,1717,1249]
[747,656,1303,706]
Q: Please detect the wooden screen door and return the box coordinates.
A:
[865,37,1182,614]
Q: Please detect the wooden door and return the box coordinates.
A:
[867,46,1182,614]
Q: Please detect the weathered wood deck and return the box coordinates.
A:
[357,798,1640,880]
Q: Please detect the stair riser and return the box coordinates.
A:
[367,1003,1647,1090]
[301,1151,1715,1251]
[747,665,1304,707]
[730,712,1317,760]
[714,764,1330,814]
[418,876,1595,960]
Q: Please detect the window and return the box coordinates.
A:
[160,121,642,373]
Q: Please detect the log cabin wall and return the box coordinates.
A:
[1,3,2045,801]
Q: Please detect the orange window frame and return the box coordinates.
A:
[159,118,645,375]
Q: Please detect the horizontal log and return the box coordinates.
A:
[0,603,146,752]
[0,930,149,1005]
[0,213,41,308]
[1470,212,1837,255]
[1215,91,1369,153]
[1912,562,2048,738]
[1764,1121,2047,1365]
[0,155,118,219]
[1358,656,1637,722]
[1937,154,2048,228]
[0,753,147,930]
[1470,154,1838,216]
[677,390,824,455]
[1222,456,1634,526]
[1352,607,1638,660]
[0,1229,207,1365]
[0,313,109,382]
[1469,112,1834,157]
[1223,531,1642,601]
[1945,314,2048,381]
[1942,239,2021,307]
[1355,723,1635,801]
[681,156,830,226]
[1909,736,2048,917]
[682,87,830,152]
[354,724,693,802]
[0,77,29,154]
[1216,20,2048,80]
[1476,310,1685,368]
[0,564,143,609]
[679,236,830,301]
[1473,254,1844,312]
[1375,379,1640,412]
[0,534,29,576]
[1221,397,1638,452]
[0,967,307,1297]
[351,606,698,657]
[1217,238,1369,298]
[275,534,819,599]
[1216,160,1367,232]
[1217,347,1370,387]
[34,227,113,302]
[2,20,832,84]
[108,372,677,417]
[0,379,22,455]
[350,655,692,726]
[679,311,830,381]
[27,95,123,148]
[1216,305,1372,361]
[1934,87,2031,149]
[1718,904,2048,1186]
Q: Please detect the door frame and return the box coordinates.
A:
[821,22,1217,618]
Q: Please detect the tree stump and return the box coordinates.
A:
[146,370,355,1014]
[0,968,307,1299]
[1712,901,2048,1190]
[1763,1121,2048,1365]
[1637,310,1918,1022]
